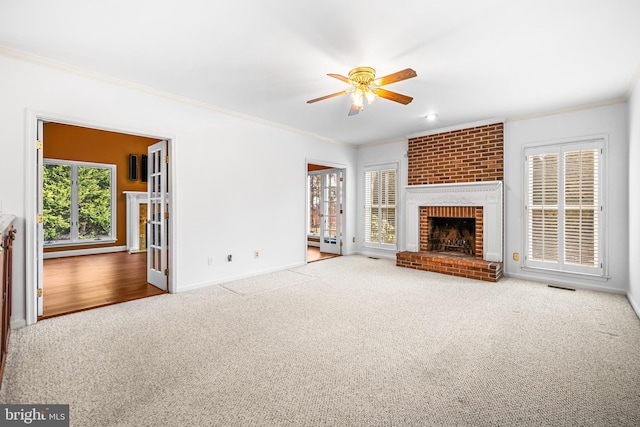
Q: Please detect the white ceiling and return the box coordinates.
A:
[2,0,639,145]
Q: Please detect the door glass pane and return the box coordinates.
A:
[309,175,321,235]
[322,172,338,242]
[78,166,112,240]
[43,163,71,242]
[139,203,147,250]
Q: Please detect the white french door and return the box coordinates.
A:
[319,169,343,255]
[36,120,44,316]
[147,140,168,291]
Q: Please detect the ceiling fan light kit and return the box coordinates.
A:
[307,66,417,116]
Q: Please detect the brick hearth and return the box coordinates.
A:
[396,251,503,282]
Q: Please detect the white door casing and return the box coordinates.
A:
[36,120,44,316]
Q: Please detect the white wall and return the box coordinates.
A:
[356,140,408,259]
[628,83,640,316]
[0,53,357,327]
[504,103,629,293]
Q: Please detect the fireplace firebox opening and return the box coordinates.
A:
[428,217,476,256]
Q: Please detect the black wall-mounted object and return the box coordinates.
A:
[141,154,148,182]
[128,154,138,181]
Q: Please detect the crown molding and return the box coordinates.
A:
[625,62,640,99]
[406,118,505,139]
[356,136,408,149]
[506,98,627,123]
[0,46,352,147]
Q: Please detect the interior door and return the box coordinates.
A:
[147,140,168,291]
[320,169,342,255]
[36,120,44,316]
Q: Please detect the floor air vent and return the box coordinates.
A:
[547,284,575,291]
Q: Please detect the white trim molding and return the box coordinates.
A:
[124,191,148,252]
[406,118,505,140]
[627,292,640,320]
[404,181,503,262]
[43,245,127,259]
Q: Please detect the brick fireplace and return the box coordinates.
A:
[396,123,504,282]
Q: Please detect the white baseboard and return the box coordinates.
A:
[355,249,397,261]
[44,245,127,259]
[505,272,626,294]
[628,292,640,320]
[178,261,307,293]
[11,318,27,329]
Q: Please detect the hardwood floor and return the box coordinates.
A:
[42,248,333,318]
[42,251,166,319]
[307,246,340,263]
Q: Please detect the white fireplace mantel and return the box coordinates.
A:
[123,191,147,253]
[405,181,503,262]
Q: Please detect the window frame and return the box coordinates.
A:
[364,162,398,251]
[523,137,606,278]
[43,158,117,247]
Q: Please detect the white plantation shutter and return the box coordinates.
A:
[564,149,598,267]
[525,140,603,275]
[365,164,397,249]
[528,153,559,262]
[364,170,376,244]
[381,169,396,245]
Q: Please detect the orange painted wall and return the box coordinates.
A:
[308,164,333,172]
[43,123,159,252]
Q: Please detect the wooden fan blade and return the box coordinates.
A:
[348,104,361,116]
[374,88,413,105]
[373,68,417,87]
[307,90,349,104]
[327,73,351,83]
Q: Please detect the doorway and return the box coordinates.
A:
[29,119,173,321]
[307,162,345,263]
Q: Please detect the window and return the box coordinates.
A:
[43,159,117,245]
[524,139,604,275]
[365,163,397,249]
[308,173,321,236]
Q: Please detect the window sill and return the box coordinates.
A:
[44,239,117,248]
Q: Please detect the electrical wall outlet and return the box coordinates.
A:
[254,251,259,258]
[513,252,520,261]
[207,257,213,266]
[227,254,232,262]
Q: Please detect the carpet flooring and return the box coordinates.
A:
[1,256,639,426]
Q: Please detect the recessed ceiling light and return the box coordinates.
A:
[425,114,438,121]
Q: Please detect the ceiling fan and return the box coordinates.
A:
[307,67,417,116]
